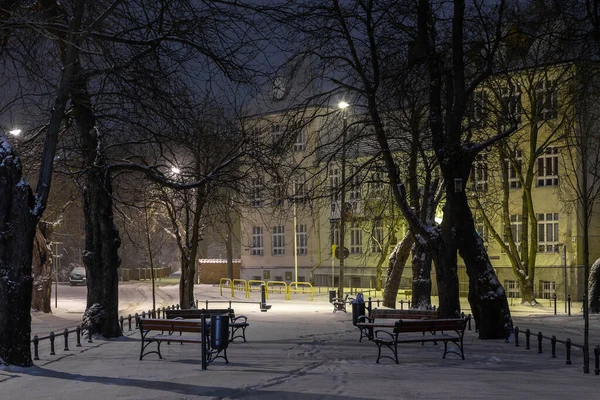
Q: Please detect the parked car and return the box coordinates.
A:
[69,266,87,286]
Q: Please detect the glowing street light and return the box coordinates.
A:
[338,101,349,110]
[171,167,181,175]
[9,129,22,136]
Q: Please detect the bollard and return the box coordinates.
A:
[377,299,380,307]
[33,335,39,360]
[408,300,411,308]
[119,316,124,332]
[64,328,69,351]
[368,297,372,313]
[551,336,556,358]
[594,345,600,375]
[128,314,132,331]
[525,329,531,350]
[142,311,146,318]
[206,300,209,309]
[566,339,572,365]
[76,326,82,347]
[49,331,56,355]
[135,313,139,328]
[514,326,520,347]
[88,324,93,343]
[553,293,557,315]
[176,304,180,310]
[568,294,571,316]
[400,300,404,310]
[467,314,472,331]
[229,300,232,309]
[537,332,543,354]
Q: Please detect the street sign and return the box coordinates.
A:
[335,246,349,260]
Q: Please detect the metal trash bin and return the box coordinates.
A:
[351,299,366,326]
[329,290,337,303]
[210,314,230,351]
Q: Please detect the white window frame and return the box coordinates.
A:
[331,223,340,246]
[296,224,308,256]
[350,222,362,254]
[504,214,522,245]
[539,280,556,299]
[471,153,488,192]
[537,213,559,252]
[273,175,285,206]
[371,220,384,253]
[272,225,285,256]
[349,167,361,201]
[251,226,263,256]
[536,147,559,187]
[535,79,558,121]
[501,84,522,125]
[504,280,521,298]
[251,176,263,207]
[293,125,307,152]
[507,150,522,189]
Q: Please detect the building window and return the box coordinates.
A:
[371,220,384,253]
[331,223,340,246]
[251,227,263,256]
[535,79,558,121]
[251,176,263,207]
[536,147,559,187]
[293,125,307,152]
[539,280,556,299]
[501,84,522,126]
[296,224,308,255]
[470,153,488,192]
[469,91,488,128]
[537,213,559,252]
[507,150,522,189]
[329,167,340,219]
[272,175,285,206]
[504,214,522,245]
[294,173,307,200]
[350,222,362,254]
[272,225,285,256]
[504,280,521,298]
[475,221,488,243]
[349,167,361,201]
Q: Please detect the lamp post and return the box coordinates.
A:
[338,101,349,298]
[293,180,298,282]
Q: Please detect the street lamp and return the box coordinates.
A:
[9,129,22,136]
[338,101,349,298]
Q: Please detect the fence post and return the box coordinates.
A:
[33,335,39,360]
[568,294,571,316]
[49,331,55,355]
[553,293,557,315]
[566,339,572,365]
[76,326,82,347]
[64,328,69,351]
[537,332,543,354]
[514,326,519,347]
[119,316,124,332]
[135,313,139,328]
[551,336,556,358]
[525,329,531,350]
[594,345,600,375]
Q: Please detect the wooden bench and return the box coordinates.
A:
[356,308,439,342]
[165,308,250,342]
[138,318,229,365]
[372,318,467,364]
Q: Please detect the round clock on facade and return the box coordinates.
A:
[272,76,286,100]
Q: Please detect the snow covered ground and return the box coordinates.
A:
[3,284,599,399]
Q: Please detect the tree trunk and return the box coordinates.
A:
[411,240,432,309]
[0,144,36,366]
[383,232,413,308]
[451,190,512,339]
[590,258,600,313]
[431,220,462,318]
[179,255,196,309]
[31,228,52,313]
[518,277,537,306]
[82,167,122,337]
